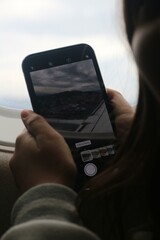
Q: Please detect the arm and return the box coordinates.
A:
[2,110,100,240]
[1,184,100,240]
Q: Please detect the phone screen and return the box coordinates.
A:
[30,58,114,138]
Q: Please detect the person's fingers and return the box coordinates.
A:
[106,88,115,100]
[106,88,116,96]
[21,110,60,137]
[107,88,132,114]
[21,110,63,149]
[106,88,123,101]
[21,110,51,134]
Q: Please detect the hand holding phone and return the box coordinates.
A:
[10,110,77,192]
[22,44,116,189]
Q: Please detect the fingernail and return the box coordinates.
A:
[21,110,31,119]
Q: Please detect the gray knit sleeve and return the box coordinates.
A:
[1,184,100,240]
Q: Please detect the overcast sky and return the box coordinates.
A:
[32,60,101,95]
[0,0,138,109]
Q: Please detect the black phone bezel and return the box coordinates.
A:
[22,43,116,138]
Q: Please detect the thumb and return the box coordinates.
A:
[21,110,57,140]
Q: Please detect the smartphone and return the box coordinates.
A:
[22,43,116,189]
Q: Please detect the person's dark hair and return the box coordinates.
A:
[77,1,160,239]
[124,0,160,43]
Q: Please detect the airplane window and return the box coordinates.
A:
[0,0,138,147]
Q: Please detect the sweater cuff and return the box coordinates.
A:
[11,183,80,226]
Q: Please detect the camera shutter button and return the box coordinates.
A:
[84,163,97,177]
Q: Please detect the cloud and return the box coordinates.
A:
[0,0,117,37]
[31,59,100,96]
[0,0,53,19]
[0,0,138,109]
